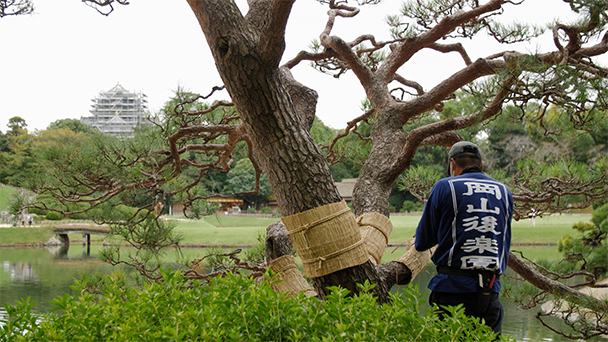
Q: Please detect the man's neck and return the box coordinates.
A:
[460,166,483,175]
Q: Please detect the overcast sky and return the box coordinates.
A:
[1,1,603,134]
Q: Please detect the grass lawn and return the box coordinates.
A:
[386,215,419,244]
[176,224,269,245]
[509,245,563,261]
[510,214,590,245]
[199,215,280,228]
[174,215,280,245]
[0,227,55,245]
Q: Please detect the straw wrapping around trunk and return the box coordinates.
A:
[269,255,317,297]
[394,237,435,280]
[356,212,393,265]
[281,200,368,278]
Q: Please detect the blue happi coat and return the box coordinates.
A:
[415,171,513,293]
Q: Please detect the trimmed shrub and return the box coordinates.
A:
[45,211,62,221]
[68,213,89,220]
[28,207,48,216]
[2,271,507,341]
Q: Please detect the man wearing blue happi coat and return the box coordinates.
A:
[415,141,513,334]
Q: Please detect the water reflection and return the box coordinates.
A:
[0,245,110,314]
[3,261,38,284]
[52,244,92,259]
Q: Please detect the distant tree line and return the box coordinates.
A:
[2,90,606,216]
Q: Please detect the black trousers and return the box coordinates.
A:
[429,291,503,334]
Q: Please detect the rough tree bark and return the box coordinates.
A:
[186,0,392,302]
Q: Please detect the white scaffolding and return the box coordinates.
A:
[81,82,148,138]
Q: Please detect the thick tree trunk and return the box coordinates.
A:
[310,261,389,301]
[265,221,433,292]
[352,115,407,217]
[189,0,339,214]
[187,0,390,302]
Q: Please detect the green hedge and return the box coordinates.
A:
[45,211,62,221]
[1,271,508,341]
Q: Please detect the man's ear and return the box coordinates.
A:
[480,161,485,171]
[449,158,455,177]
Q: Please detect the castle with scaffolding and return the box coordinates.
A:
[81,83,148,138]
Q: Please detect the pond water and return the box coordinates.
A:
[0,244,604,341]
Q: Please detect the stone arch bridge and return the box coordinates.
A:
[52,223,110,246]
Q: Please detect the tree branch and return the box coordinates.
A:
[397,58,507,126]
[319,2,373,86]
[387,74,517,177]
[0,0,33,17]
[81,0,129,16]
[508,251,608,312]
[427,42,473,66]
[325,108,374,166]
[393,74,424,96]
[379,0,503,83]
